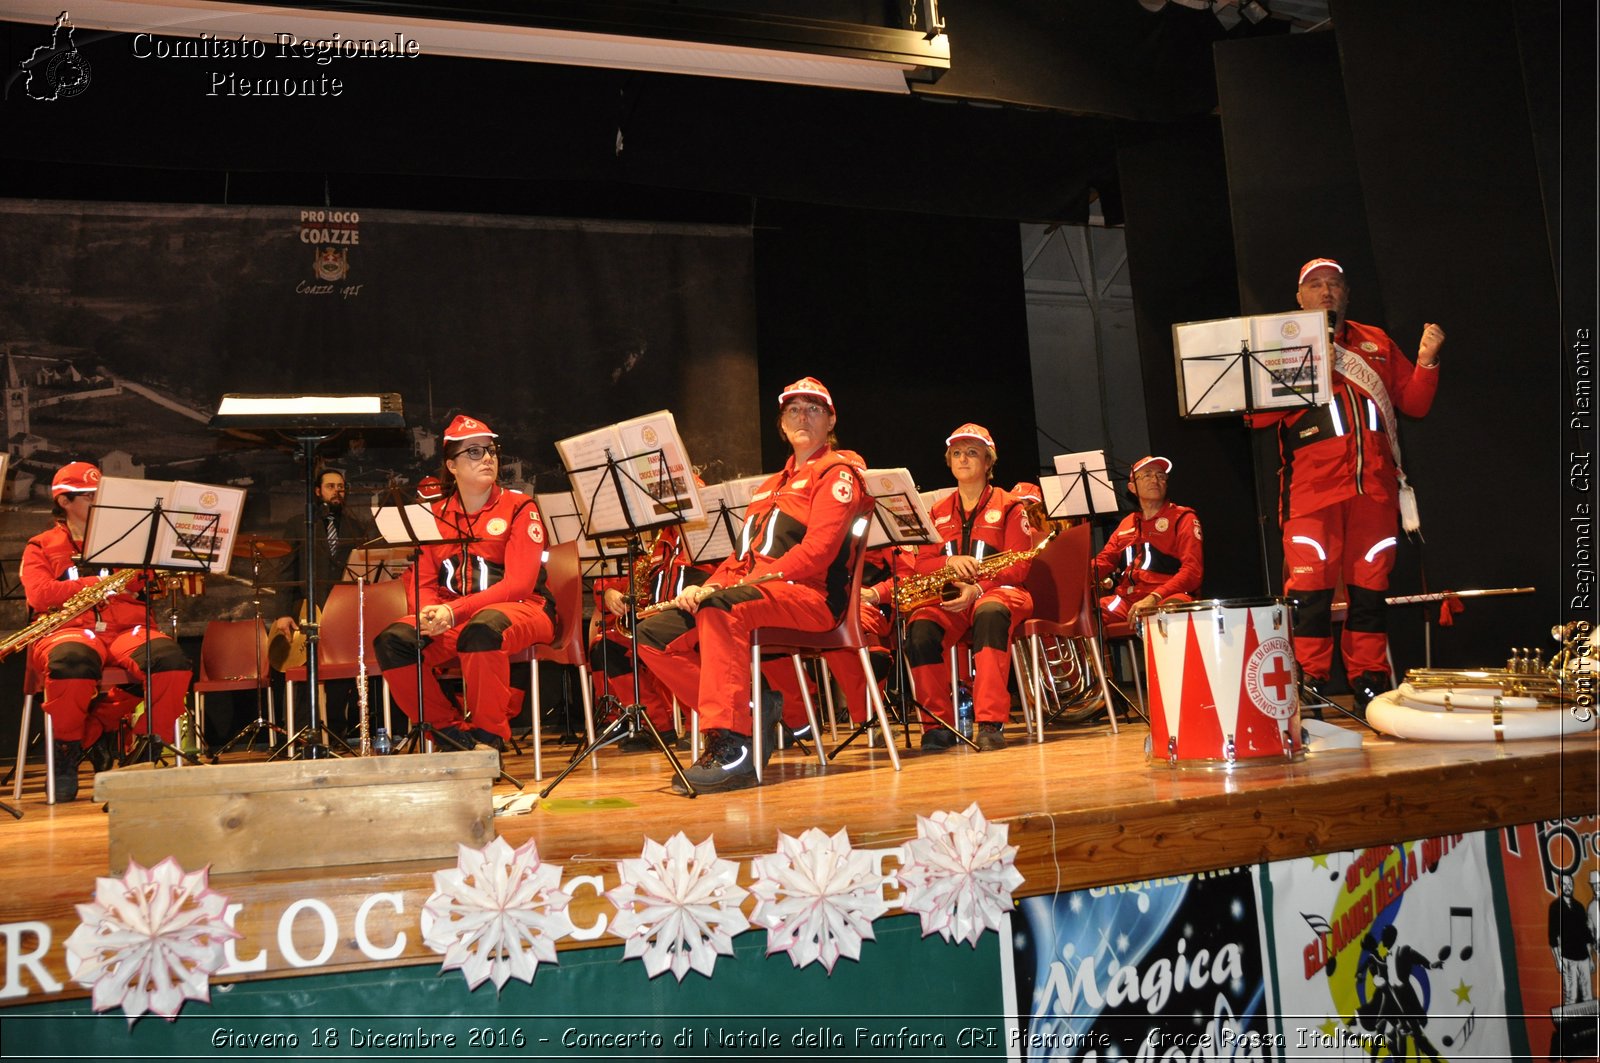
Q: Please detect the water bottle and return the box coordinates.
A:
[956,684,974,739]
[372,728,392,756]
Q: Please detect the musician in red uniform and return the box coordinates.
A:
[21,462,193,801]
[588,527,707,749]
[1249,258,1444,711]
[1092,456,1203,622]
[373,415,556,749]
[902,424,1033,752]
[636,377,871,793]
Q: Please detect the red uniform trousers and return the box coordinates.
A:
[378,601,554,740]
[1282,494,1398,680]
[31,627,189,744]
[638,582,833,734]
[590,631,676,732]
[820,601,891,723]
[906,586,1031,725]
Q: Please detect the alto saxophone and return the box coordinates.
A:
[893,525,1059,612]
[0,568,142,660]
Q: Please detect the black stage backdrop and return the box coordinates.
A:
[0,199,759,630]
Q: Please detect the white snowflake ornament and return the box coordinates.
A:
[897,803,1024,947]
[606,833,749,982]
[64,857,240,1024]
[423,836,575,992]
[750,826,888,972]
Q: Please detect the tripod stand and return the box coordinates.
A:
[540,443,698,799]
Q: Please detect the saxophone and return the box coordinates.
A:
[0,568,142,660]
[893,525,1059,611]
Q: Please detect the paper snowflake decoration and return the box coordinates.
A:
[422,837,575,992]
[606,833,749,981]
[749,826,889,972]
[63,857,240,1024]
[897,803,1024,947]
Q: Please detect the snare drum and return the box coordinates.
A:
[1144,597,1304,767]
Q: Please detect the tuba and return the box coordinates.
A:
[893,525,1059,612]
[0,568,142,660]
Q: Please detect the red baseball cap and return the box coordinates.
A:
[945,423,995,448]
[443,414,497,441]
[1130,455,1173,477]
[1010,482,1042,502]
[777,376,833,410]
[1297,258,1344,285]
[51,461,101,496]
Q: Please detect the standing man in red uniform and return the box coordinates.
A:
[1250,258,1445,711]
[373,415,556,749]
[22,462,193,801]
[902,424,1033,752]
[636,377,871,793]
[1092,456,1203,622]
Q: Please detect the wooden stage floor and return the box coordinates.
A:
[2,708,1596,1004]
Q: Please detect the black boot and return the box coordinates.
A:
[52,740,83,802]
[84,730,119,774]
[1351,672,1392,716]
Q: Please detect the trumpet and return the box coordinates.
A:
[893,525,1059,611]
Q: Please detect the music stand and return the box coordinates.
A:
[540,421,703,799]
[1173,312,1329,595]
[83,477,236,766]
[829,469,954,755]
[211,392,404,759]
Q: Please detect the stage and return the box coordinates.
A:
[1,706,1593,1008]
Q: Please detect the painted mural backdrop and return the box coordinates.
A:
[1265,832,1511,1060]
[1500,817,1600,1063]
[0,199,759,631]
[1005,865,1277,1060]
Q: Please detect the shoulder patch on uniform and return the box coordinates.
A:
[528,518,544,543]
[831,479,854,504]
[1193,521,1203,542]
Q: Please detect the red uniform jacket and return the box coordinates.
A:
[709,446,871,618]
[21,522,149,630]
[1092,502,1203,603]
[416,486,552,624]
[904,484,1033,594]
[1249,319,1439,520]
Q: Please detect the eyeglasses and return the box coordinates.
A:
[454,444,500,462]
[782,403,829,421]
[947,447,986,461]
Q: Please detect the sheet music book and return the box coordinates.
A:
[863,468,938,547]
[1172,309,1331,417]
[1047,451,1120,518]
[85,477,244,574]
[555,410,704,538]
[680,475,765,563]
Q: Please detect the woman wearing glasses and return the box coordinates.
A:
[373,414,556,750]
[636,377,872,793]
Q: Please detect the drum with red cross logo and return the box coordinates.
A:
[1143,597,1304,767]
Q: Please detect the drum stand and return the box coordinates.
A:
[211,543,289,760]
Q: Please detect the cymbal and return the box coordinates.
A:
[232,535,292,559]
